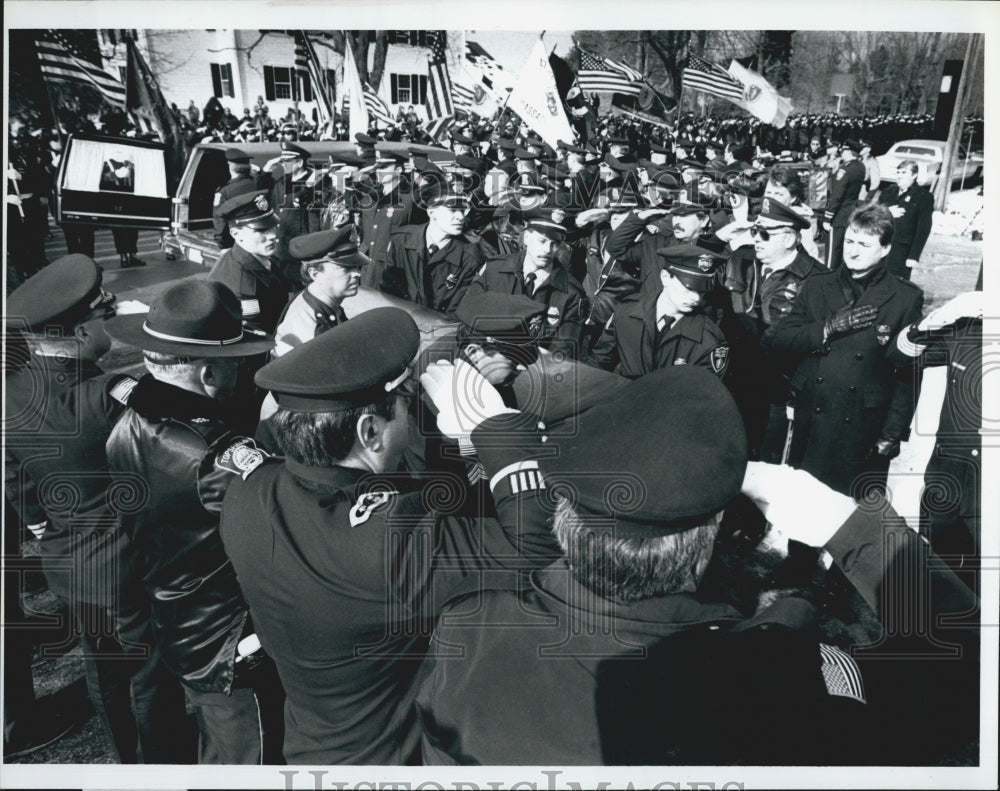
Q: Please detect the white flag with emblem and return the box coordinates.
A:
[508,39,575,152]
[726,60,792,129]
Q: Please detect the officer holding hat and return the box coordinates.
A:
[587,244,729,378]
[465,205,589,359]
[104,279,283,764]
[209,189,289,335]
[218,308,561,764]
[212,147,276,249]
[273,227,368,357]
[380,180,483,316]
[416,365,978,765]
[5,255,192,763]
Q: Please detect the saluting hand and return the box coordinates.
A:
[420,359,517,440]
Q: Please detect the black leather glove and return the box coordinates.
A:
[824,304,878,339]
[588,271,641,325]
[867,434,901,461]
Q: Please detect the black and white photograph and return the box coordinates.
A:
[3,1,997,789]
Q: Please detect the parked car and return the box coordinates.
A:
[161,140,453,267]
[876,138,983,189]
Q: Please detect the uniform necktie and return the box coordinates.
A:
[427,243,439,258]
[761,266,774,281]
[524,271,537,295]
[654,316,675,367]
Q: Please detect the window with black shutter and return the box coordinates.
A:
[299,72,312,102]
[211,63,235,98]
[264,66,276,101]
[211,63,223,98]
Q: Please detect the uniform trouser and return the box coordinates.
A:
[182,659,285,764]
[62,223,96,257]
[111,227,139,256]
[826,224,846,270]
[73,600,196,763]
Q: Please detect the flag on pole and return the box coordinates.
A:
[465,40,514,102]
[294,31,333,125]
[125,36,187,194]
[726,60,793,128]
[425,115,454,143]
[36,29,126,107]
[425,31,455,121]
[363,83,395,128]
[342,35,369,138]
[682,54,744,102]
[508,38,576,151]
[455,61,500,118]
[576,47,642,96]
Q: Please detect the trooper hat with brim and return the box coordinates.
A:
[105,280,275,358]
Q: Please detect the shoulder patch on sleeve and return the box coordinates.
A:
[819,643,866,704]
[349,490,397,527]
[108,376,139,406]
[710,343,730,375]
[215,437,270,480]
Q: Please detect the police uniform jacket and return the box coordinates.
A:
[762,265,924,495]
[106,376,264,694]
[586,292,729,379]
[824,158,866,228]
[5,356,138,607]
[218,416,562,765]
[275,203,322,282]
[889,317,982,557]
[358,187,423,289]
[416,498,978,766]
[381,224,483,317]
[208,241,289,335]
[877,183,934,265]
[465,249,588,360]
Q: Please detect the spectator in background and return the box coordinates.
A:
[877,159,933,281]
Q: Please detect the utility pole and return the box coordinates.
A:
[934,33,981,211]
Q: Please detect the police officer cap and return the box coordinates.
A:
[539,365,747,536]
[220,189,279,230]
[522,206,568,239]
[656,244,723,293]
[454,153,488,175]
[354,132,377,147]
[606,153,639,173]
[455,291,545,366]
[420,178,471,209]
[649,140,672,154]
[676,137,696,149]
[255,307,419,413]
[280,141,310,160]
[497,137,518,151]
[452,130,476,145]
[840,137,862,153]
[513,147,537,161]
[374,149,407,167]
[104,279,275,357]
[6,254,112,332]
[677,157,705,172]
[756,196,810,230]
[225,147,251,163]
[289,227,370,268]
[608,135,629,146]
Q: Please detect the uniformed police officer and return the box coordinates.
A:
[218,308,561,764]
[415,365,979,765]
[465,206,588,359]
[380,180,483,316]
[5,255,193,763]
[823,137,867,270]
[586,244,728,379]
[104,279,283,764]
[209,190,289,335]
[876,159,934,281]
[212,148,274,250]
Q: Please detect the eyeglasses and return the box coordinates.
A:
[749,225,793,241]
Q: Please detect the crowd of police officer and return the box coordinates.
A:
[4,100,984,766]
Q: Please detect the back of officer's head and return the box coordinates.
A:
[543,366,747,603]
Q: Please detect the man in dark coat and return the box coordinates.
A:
[380,182,483,317]
[218,309,561,764]
[877,159,934,281]
[763,204,924,497]
[415,366,978,765]
[104,280,283,764]
[354,151,421,288]
[822,137,866,270]
[4,255,192,763]
[464,207,588,359]
[586,244,728,379]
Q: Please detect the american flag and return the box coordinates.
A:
[293,31,334,124]
[426,31,455,120]
[36,30,127,107]
[577,47,642,95]
[453,82,475,112]
[682,54,745,101]
[425,115,454,143]
[363,83,395,128]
